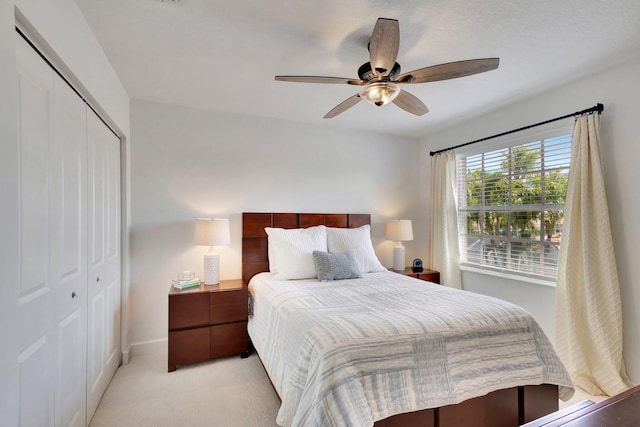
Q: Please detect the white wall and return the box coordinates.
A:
[0,1,130,422]
[419,56,640,385]
[0,0,20,422]
[128,99,421,354]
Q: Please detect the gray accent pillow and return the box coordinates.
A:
[312,250,363,282]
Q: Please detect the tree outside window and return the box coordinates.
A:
[457,133,571,280]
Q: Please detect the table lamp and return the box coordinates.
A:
[194,218,231,285]
[385,219,413,271]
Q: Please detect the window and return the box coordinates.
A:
[457,131,572,282]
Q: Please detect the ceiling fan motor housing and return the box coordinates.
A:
[358,62,401,82]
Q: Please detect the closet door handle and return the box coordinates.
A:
[96,276,101,283]
[71,291,78,299]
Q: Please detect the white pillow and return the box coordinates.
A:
[326,225,386,273]
[265,225,327,280]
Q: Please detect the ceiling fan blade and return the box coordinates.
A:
[393,90,429,116]
[397,58,500,84]
[324,94,362,119]
[275,76,364,85]
[369,18,399,76]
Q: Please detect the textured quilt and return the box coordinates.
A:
[247,271,573,427]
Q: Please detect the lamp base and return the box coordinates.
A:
[393,245,405,271]
[203,253,220,285]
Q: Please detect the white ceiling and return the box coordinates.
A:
[75,0,640,138]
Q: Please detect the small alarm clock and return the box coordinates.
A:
[412,258,423,272]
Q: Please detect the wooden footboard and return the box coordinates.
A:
[254,342,558,427]
[373,384,558,427]
[254,341,558,427]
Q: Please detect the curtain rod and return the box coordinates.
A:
[429,103,604,156]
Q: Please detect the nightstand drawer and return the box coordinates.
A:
[169,291,209,329]
[211,322,248,358]
[210,287,248,324]
[416,270,440,284]
[168,327,210,367]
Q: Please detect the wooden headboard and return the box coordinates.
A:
[242,212,371,283]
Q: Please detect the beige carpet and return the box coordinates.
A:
[89,351,280,427]
[559,385,608,408]
[90,350,604,426]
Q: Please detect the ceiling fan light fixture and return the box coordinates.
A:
[275,18,499,118]
[359,82,400,106]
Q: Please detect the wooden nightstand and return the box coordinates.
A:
[394,268,440,284]
[168,279,249,372]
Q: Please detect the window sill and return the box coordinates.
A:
[460,264,557,288]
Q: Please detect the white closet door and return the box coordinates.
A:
[86,109,121,421]
[16,31,56,427]
[16,31,122,427]
[16,34,87,427]
[51,74,88,427]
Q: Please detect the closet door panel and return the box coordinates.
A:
[17,39,51,298]
[57,311,84,427]
[105,128,121,370]
[106,275,120,369]
[87,290,105,397]
[89,131,105,270]
[16,34,55,427]
[106,134,120,263]
[86,111,106,419]
[18,338,53,427]
[86,109,121,421]
[51,75,87,427]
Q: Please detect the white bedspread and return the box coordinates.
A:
[247,271,573,427]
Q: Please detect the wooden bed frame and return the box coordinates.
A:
[242,212,559,427]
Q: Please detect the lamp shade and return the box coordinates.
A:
[194,218,231,246]
[359,82,401,106]
[385,219,413,241]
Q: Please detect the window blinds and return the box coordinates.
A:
[456,133,572,281]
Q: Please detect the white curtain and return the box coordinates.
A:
[428,152,462,289]
[555,114,631,396]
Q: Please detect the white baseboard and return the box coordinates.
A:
[121,345,131,365]
[128,338,168,359]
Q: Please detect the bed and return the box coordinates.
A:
[242,212,573,427]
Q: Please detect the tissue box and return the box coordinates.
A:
[178,270,195,281]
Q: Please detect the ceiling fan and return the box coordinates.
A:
[275,18,499,119]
